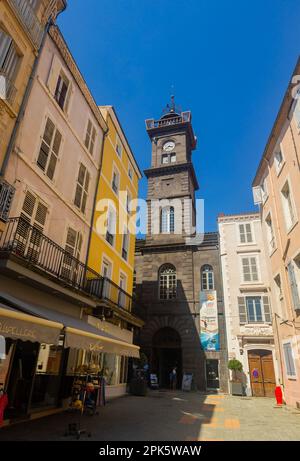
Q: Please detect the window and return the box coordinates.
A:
[61,228,83,281]
[122,229,129,261]
[116,137,122,158]
[112,169,120,195]
[0,27,20,85]
[54,71,70,111]
[74,164,90,214]
[283,342,297,378]
[201,265,214,291]
[84,120,96,155]
[159,264,177,300]
[265,214,276,253]
[160,206,175,233]
[239,223,253,244]
[274,273,286,317]
[162,153,176,164]
[37,118,62,180]
[287,260,300,311]
[281,181,296,230]
[126,191,132,214]
[106,207,116,247]
[274,149,284,174]
[241,256,259,283]
[294,98,300,129]
[128,166,133,181]
[261,177,268,202]
[238,296,272,324]
[119,273,127,308]
[16,191,48,261]
[0,180,15,222]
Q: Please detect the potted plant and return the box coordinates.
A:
[228,359,245,396]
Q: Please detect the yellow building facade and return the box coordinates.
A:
[88,106,142,300]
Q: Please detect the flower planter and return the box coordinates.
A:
[230,381,244,396]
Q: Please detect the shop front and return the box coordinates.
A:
[0,295,140,427]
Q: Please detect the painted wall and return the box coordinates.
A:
[218,214,279,395]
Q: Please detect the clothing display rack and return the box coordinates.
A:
[64,372,106,440]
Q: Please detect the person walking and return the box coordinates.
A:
[169,367,177,391]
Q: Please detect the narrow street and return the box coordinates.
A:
[1,391,300,441]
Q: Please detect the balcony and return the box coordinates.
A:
[8,0,44,49]
[0,72,17,106]
[145,111,191,130]
[0,217,133,313]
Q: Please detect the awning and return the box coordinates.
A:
[0,294,140,358]
[0,304,63,345]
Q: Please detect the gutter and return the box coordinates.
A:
[0,3,67,177]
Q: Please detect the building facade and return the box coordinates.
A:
[0,22,141,426]
[218,212,279,397]
[87,105,143,398]
[252,58,300,408]
[134,101,228,392]
[0,0,67,232]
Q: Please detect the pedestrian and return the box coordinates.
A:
[170,367,177,391]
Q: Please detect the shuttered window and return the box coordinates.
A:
[0,28,20,83]
[122,229,129,261]
[16,191,48,261]
[74,164,90,214]
[238,296,272,324]
[112,170,119,195]
[84,120,96,155]
[61,227,83,282]
[242,256,259,282]
[283,342,297,378]
[106,207,116,246]
[37,118,62,180]
[287,262,300,311]
[239,223,253,244]
[54,72,69,111]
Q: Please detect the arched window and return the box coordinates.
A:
[201,265,214,291]
[160,207,175,234]
[159,264,177,300]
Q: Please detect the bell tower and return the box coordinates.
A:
[144,97,199,244]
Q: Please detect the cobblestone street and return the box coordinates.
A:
[0,391,300,441]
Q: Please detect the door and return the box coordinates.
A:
[248,350,276,397]
[206,360,220,390]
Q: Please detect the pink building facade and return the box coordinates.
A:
[253,58,300,408]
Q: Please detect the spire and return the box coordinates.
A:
[161,95,181,119]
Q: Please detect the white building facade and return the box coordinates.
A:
[218,212,280,397]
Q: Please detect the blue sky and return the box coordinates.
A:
[58,0,300,231]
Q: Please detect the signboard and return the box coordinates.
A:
[182,373,193,391]
[200,291,220,352]
[150,374,159,389]
[0,336,5,360]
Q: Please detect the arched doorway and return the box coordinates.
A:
[248,349,276,397]
[152,327,182,389]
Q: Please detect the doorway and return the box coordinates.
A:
[206,359,220,390]
[248,350,276,397]
[152,328,182,389]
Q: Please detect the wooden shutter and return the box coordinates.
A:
[238,297,247,324]
[37,119,61,180]
[263,296,272,323]
[250,257,258,281]
[85,120,92,149]
[47,54,61,96]
[287,262,300,311]
[47,129,61,180]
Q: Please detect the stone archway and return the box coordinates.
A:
[151,327,182,388]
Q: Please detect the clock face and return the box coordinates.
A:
[163,141,175,153]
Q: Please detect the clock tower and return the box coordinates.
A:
[144,97,199,244]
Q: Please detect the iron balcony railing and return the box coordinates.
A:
[145,111,191,130]
[8,0,44,49]
[0,217,133,312]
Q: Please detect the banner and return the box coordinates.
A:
[200,291,220,351]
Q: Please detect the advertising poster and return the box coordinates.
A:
[200,291,220,352]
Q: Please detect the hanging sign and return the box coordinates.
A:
[200,291,220,352]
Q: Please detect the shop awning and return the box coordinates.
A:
[0,294,140,358]
[0,304,63,345]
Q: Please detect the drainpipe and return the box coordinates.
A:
[0,3,67,177]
